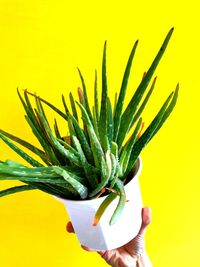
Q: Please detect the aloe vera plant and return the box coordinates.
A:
[0,28,178,225]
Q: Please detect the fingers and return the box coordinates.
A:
[66,207,152,258]
[81,245,95,252]
[66,221,75,233]
[66,223,95,252]
[138,207,152,236]
[66,208,152,236]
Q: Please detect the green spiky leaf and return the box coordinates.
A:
[0,29,178,226]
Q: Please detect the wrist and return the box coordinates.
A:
[137,253,152,267]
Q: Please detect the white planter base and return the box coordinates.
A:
[55,157,143,251]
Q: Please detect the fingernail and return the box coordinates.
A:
[81,245,94,252]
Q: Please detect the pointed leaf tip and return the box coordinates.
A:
[77,87,83,97]
[92,217,98,227]
[135,39,139,45]
[169,27,174,35]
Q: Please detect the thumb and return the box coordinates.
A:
[138,207,152,236]
[124,207,152,256]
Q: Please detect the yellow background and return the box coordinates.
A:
[0,1,199,266]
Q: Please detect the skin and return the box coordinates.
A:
[66,207,152,267]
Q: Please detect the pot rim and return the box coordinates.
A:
[55,156,142,204]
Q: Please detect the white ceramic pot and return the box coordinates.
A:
[55,157,143,251]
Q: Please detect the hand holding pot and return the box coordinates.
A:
[66,207,152,267]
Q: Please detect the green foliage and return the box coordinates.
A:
[0,28,178,225]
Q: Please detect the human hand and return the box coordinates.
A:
[66,207,152,267]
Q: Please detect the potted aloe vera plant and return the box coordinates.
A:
[0,28,178,250]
